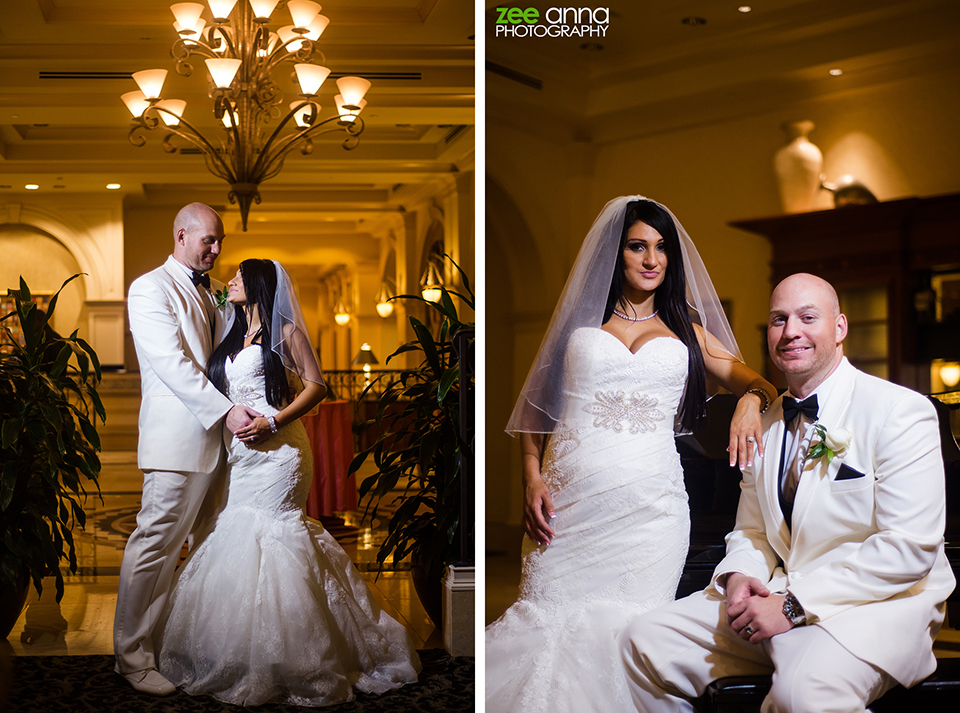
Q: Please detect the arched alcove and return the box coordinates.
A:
[485,177,549,541]
[0,224,87,338]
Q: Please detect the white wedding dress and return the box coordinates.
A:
[157,345,420,707]
[486,329,691,713]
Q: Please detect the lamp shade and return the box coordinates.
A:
[336,76,371,107]
[287,0,321,29]
[335,94,366,122]
[205,58,242,88]
[121,90,150,117]
[156,99,186,126]
[289,101,317,128]
[174,18,206,43]
[352,344,379,367]
[249,0,280,20]
[207,0,238,21]
[374,281,394,317]
[277,25,304,51]
[170,2,204,29]
[420,261,444,302]
[295,63,331,96]
[941,363,960,388]
[307,14,330,39]
[132,69,167,100]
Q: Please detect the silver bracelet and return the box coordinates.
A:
[744,388,771,414]
[268,415,278,433]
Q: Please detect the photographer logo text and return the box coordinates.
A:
[495,7,610,38]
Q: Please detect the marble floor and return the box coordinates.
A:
[4,450,442,659]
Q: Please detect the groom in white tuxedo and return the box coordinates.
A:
[114,203,262,695]
[620,273,955,713]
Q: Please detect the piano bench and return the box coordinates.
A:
[696,657,960,713]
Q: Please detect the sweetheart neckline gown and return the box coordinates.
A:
[156,345,420,707]
[486,329,691,713]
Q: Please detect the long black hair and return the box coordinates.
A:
[208,259,289,409]
[602,200,707,432]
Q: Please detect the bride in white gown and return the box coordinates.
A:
[157,259,420,707]
[485,197,776,713]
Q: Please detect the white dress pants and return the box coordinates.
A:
[619,590,896,713]
[113,467,221,673]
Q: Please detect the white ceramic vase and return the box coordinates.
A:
[773,120,823,213]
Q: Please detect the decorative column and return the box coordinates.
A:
[443,564,475,657]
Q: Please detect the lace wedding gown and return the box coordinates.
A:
[157,345,420,707]
[486,329,691,713]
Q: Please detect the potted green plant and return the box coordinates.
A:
[349,257,474,626]
[0,275,104,638]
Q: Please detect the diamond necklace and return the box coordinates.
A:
[613,308,658,323]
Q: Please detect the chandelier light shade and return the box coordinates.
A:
[352,343,379,370]
[248,0,279,20]
[205,57,242,88]
[156,99,187,126]
[335,94,366,122]
[287,0,321,29]
[121,90,150,118]
[124,0,372,231]
[290,101,316,128]
[336,76,371,108]
[420,261,444,303]
[171,3,204,29]
[131,69,168,100]
[294,63,330,96]
[208,0,239,21]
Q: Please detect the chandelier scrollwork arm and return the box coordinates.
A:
[124,1,371,230]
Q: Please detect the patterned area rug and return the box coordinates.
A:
[2,649,473,712]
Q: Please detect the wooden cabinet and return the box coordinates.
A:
[730,192,960,392]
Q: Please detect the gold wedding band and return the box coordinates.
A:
[744,626,755,635]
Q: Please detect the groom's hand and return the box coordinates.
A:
[725,573,791,643]
[226,405,263,434]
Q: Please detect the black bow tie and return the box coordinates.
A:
[191,270,210,289]
[782,394,818,424]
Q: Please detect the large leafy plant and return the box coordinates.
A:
[350,257,474,593]
[0,275,105,602]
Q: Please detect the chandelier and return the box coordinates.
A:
[121,0,372,230]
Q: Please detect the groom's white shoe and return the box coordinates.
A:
[116,667,176,696]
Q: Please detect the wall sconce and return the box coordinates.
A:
[420,261,443,303]
[333,298,350,326]
[375,281,395,318]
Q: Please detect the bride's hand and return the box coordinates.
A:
[236,417,272,445]
[728,394,765,469]
[523,479,556,546]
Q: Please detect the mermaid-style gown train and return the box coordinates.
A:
[486,329,691,713]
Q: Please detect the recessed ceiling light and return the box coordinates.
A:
[738,6,752,12]
[829,68,843,76]
[25,184,39,190]
[106,183,121,190]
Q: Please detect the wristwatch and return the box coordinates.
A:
[782,593,806,626]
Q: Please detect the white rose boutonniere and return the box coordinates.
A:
[808,424,853,464]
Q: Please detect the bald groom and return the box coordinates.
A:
[620,273,954,713]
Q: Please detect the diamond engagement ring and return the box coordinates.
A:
[746,436,756,443]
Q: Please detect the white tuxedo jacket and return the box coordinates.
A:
[712,358,955,687]
[128,256,234,472]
